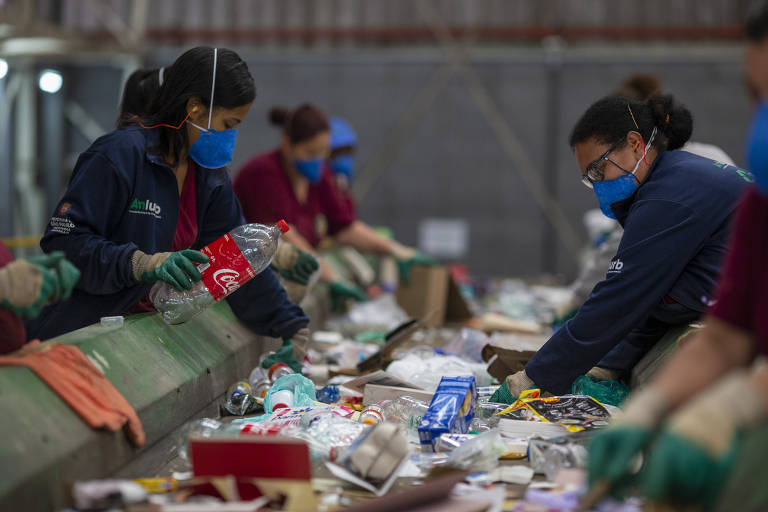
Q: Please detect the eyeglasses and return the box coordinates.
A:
[581,143,623,188]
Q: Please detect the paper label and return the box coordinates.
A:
[197,233,255,301]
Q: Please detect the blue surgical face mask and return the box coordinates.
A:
[592,127,657,219]
[593,174,639,219]
[746,101,768,193]
[330,155,355,179]
[188,122,237,168]
[294,158,324,184]
[186,47,238,169]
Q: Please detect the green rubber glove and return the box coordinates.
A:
[489,381,517,404]
[396,253,440,285]
[640,370,765,508]
[489,370,538,404]
[261,339,302,374]
[275,249,319,286]
[587,387,668,497]
[329,281,368,312]
[133,249,209,291]
[641,431,738,508]
[27,251,80,302]
[0,259,58,319]
[588,426,653,497]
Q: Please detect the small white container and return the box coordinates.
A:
[100,316,124,328]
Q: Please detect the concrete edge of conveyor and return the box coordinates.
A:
[0,301,282,512]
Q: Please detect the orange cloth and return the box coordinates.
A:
[0,341,145,447]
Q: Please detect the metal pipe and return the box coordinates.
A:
[41,78,63,217]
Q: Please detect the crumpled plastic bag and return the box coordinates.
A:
[571,375,630,407]
[263,374,317,413]
[446,429,507,473]
[386,351,493,391]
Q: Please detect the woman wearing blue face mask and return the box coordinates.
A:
[27,46,309,345]
[493,93,753,404]
[235,104,435,309]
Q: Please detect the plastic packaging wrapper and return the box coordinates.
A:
[418,376,477,452]
[317,385,341,404]
[445,429,507,473]
[386,351,493,392]
[263,374,316,414]
[435,433,475,452]
[325,294,408,335]
[289,411,367,462]
[379,396,429,442]
[441,328,488,363]
[478,279,553,326]
[571,375,630,407]
[313,340,380,368]
[528,433,590,481]
[176,418,228,465]
[468,402,507,432]
[73,480,147,510]
[235,405,364,462]
[495,394,611,433]
[516,486,642,512]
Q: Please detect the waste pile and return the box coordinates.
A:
[66,272,642,512]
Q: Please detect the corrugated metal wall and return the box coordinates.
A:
[42,0,754,43]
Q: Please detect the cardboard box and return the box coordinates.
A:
[395,266,472,328]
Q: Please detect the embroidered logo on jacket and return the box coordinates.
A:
[607,258,624,274]
[128,198,162,219]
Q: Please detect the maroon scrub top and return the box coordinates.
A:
[709,186,768,355]
[234,148,355,248]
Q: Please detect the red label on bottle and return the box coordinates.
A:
[197,233,255,301]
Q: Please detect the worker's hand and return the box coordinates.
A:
[272,242,319,285]
[641,370,766,507]
[389,243,439,285]
[0,259,57,318]
[489,370,535,404]
[587,387,669,496]
[132,249,209,291]
[27,251,81,302]
[329,280,368,312]
[290,327,311,364]
[586,366,621,382]
[261,338,303,374]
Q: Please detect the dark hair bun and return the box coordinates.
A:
[269,107,290,127]
[270,103,329,144]
[647,94,693,151]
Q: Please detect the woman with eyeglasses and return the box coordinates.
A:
[492,93,752,403]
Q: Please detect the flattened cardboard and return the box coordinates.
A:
[338,470,473,512]
[356,319,420,374]
[343,370,422,394]
[395,266,472,328]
